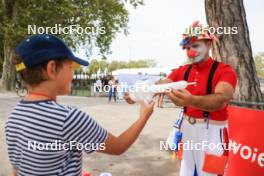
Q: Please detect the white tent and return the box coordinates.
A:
[112,67,175,76]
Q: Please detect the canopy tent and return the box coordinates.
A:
[112,67,174,76]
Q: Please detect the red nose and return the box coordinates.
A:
[187,50,198,58]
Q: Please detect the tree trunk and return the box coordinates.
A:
[205,0,264,109]
[1,0,18,91]
[1,40,16,91]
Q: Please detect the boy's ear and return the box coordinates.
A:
[46,60,57,80]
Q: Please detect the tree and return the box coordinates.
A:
[127,59,156,68]
[0,32,3,78]
[88,59,104,76]
[87,59,157,76]
[254,52,264,79]
[0,0,143,90]
[205,0,264,109]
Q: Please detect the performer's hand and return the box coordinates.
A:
[165,89,193,107]
[139,100,155,120]
[124,92,136,104]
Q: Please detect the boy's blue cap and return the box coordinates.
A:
[16,34,89,68]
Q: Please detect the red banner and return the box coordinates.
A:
[226,106,264,175]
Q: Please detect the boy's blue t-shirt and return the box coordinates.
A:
[5,99,108,176]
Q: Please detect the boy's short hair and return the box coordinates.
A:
[12,54,66,86]
[13,34,90,86]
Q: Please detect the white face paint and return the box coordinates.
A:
[187,42,208,63]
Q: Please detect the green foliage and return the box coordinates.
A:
[0,0,143,55]
[254,52,264,79]
[87,59,157,75]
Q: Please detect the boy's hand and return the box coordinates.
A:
[139,100,155,120]
[153,93,165,108]
[124,92,136,104]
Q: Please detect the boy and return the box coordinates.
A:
[5,34,154,176]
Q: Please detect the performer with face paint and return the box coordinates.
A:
[125,21,238,176]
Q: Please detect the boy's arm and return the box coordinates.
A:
[63,102,152,155]
[99,117,148,155]
[98,101,154,155]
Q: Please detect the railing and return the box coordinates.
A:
[230,100,264,106]
[71,74,92,97]
[230,100,264,110]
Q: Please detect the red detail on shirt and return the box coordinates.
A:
[168,58,237,121]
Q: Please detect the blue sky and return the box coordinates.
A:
[81,0,264,68]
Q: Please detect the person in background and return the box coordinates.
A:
[95,77,102,97]
[108,76,117,102]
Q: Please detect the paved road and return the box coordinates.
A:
[0,94,180,176]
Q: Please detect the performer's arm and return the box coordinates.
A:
[166,81,235,112]
[155,78,173,84]
[191,82,235,111]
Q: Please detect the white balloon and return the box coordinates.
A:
[129,80,196,103]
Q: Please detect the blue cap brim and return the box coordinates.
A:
[69,56,89,66]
